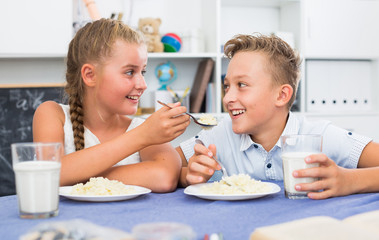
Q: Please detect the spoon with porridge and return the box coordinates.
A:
[157,101,217,128]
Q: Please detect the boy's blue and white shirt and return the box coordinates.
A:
[180,112,372,181]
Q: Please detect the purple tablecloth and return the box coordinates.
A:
[1,181,379,239]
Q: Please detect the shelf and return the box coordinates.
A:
[0,54,66,59]
[148,52,218,59]
[303,56,379,61]
[222,0,299,8]
[303,111,379,117]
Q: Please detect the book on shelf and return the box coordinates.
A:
[250,210,379,240]
[190,58,214,113]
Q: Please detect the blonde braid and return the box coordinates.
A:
[65,24,86,151]
[65,51,85,150]
[69,93,85,151]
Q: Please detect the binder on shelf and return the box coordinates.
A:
[190,58,215,113]
[221,73,227,113]
[205,82,216,113]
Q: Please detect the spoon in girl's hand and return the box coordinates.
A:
[157,100,217,128]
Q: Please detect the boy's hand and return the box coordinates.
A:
[186,143,221,185]
[292,153,354,199]
[140,102,190,146]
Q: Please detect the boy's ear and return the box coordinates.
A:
[275,84,293,107]
[81,63,97,87]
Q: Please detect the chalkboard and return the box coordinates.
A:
[0,84,66,196]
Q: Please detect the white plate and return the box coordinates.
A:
[184,182,281,201]
[59,185,151,202]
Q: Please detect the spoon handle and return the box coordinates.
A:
[195,138,239,188]
[195,139,229,178]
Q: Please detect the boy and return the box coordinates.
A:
[177,34,379,199]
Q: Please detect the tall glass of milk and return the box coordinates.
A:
[11,142,62,219]
[281,135,322,199]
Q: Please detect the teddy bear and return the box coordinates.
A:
[138,17,164,53]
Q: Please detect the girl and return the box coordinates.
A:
[33,19,190,192]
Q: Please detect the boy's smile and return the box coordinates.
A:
[231,109,246,116]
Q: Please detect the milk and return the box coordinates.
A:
[282,152,319,197]
[14,161,61,215]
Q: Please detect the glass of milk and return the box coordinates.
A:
[281,135,322,199]
[11,142,62,218]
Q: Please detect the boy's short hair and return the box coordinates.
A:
[224,33,302,109]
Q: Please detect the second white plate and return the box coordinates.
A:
[59,185,151,202]
[184,182,281,201]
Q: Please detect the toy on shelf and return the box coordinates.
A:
[82,0,101,20]
[138,18,164,52]
[161,33,182,52]
[155,61,177,90]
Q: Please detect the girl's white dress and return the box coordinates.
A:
[60,104,144,166]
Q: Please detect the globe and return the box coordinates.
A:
[155,61,177,90]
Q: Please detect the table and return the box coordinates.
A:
[1,181,379,240]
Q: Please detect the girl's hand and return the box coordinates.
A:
[185,143,220,185]
[292,153,355,199]
[140,102,190,145]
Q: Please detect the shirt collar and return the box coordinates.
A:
[239,112,300,151]
[240,134,254,151]
[276,112,299,148]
